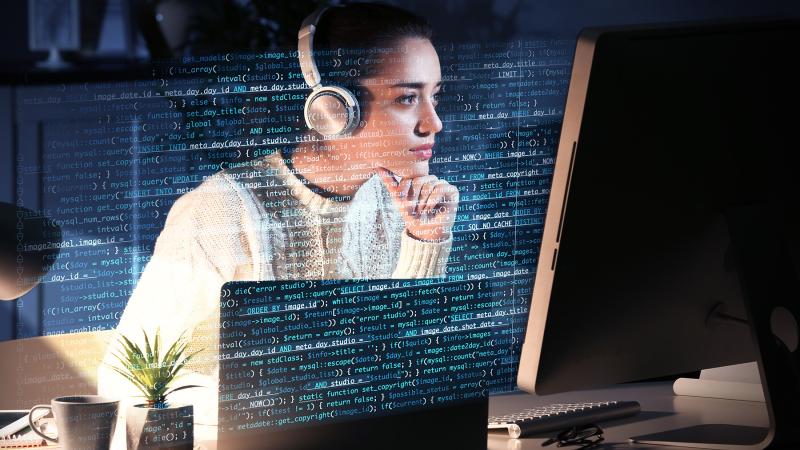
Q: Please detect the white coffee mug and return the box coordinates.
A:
[28,395,119,450]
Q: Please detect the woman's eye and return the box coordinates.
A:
[397,94,417,105]
[395,92,440,106]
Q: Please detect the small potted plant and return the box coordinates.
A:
[109,329,201,450]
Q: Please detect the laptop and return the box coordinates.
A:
[217,278,498,450]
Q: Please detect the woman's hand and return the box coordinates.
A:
[376,168,459,242]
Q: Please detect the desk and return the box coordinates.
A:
[0,332,769,449]
[108,382,767,449]
[488,382,769,450]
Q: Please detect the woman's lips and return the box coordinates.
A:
[410,144,434,160]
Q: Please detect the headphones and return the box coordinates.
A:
[298,5,361,138]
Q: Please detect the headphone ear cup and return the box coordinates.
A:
[304,85,361,137]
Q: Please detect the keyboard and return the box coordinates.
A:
[488,400,641,439]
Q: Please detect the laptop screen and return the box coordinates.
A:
[218,278,509,438]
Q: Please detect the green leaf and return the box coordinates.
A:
[111,328,203,405]
[108,365,150,398]
[163,384,204,398]
[142,328,153,362]
[153,328,160,367]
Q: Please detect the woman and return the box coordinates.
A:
[99,3,458,426]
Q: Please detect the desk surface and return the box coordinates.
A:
[137,381,767,450]
[488,381,769,450]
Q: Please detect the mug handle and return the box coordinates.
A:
[27,405,57,443]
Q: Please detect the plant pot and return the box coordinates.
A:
[125,404,193,450]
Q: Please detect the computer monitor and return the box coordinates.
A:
[517,20,800,448]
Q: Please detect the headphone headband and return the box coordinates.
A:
[297,5,329,90]
[298,4,360,137]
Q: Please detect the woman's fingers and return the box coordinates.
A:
[421,180,448,215]
[398,178,412,202]
[409,175,437,215]
[418,179,440,215]
[377,169,459,240]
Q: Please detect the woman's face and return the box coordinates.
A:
[350,37,443,180]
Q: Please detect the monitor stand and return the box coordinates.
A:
[673,362,765,403]
[632,206,800,449]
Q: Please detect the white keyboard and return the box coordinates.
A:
[488,400,641,438]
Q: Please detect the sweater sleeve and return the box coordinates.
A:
[391,230,452,278]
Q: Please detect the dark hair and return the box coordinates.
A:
[313,3,433,87]
[315,3,432,52]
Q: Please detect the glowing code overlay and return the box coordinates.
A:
[15,39,572,352]
[218,278,522,432]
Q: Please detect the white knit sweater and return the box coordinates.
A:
[97,150,452,425]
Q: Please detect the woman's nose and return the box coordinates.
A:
[415,100,443,136]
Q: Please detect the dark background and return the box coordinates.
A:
[2,0,800,67]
